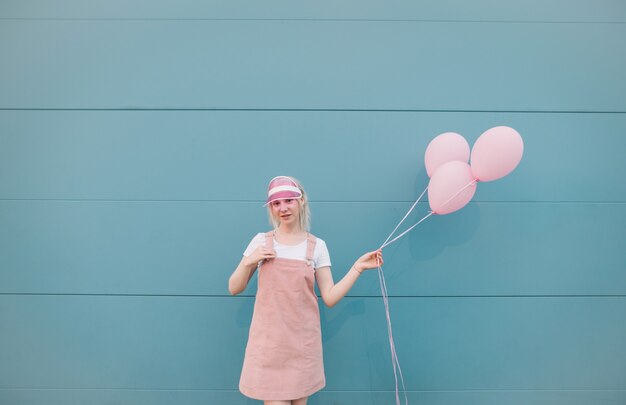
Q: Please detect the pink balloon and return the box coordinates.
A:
[424,132,470,177]
[470,126,524,182]
[428,161,477,215]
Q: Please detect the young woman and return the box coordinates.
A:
[229,175,383,405]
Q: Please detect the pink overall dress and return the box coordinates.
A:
[239,231,326,400]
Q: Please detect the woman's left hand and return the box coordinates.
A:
[354,249,384,272]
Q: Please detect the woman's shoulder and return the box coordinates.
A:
[309,234,331,267]
[308,232,324,242]
[251,231,273,243]
[254,230,277,238]
[246,232,270,247]
[243,232,270,256]
[309,233,328,249]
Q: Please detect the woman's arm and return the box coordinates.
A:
[228,246,276,295]
[228,257,258,296]
[315,250,383,308]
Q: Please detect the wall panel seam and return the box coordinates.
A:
[2,18,626,24]
[2,108,626,114]
[2,293,625,298]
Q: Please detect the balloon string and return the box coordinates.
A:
[381,186,428,248]
[382,266,408,405]
[381,178,477,249]
[376,266,398,404]
[381,212,433,249]
[377,263,408,405]
[373,178,478,404]
[375,188,428,405]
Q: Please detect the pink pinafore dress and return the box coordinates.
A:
[239,231,325,400]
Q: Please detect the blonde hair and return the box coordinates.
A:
[267,176,311,232]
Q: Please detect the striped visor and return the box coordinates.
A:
[264,176,302,206]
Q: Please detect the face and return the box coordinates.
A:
[270,198,301,227]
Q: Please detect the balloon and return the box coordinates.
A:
[428,161,477,215]
[470,126,524,182]
[424,132,470,177]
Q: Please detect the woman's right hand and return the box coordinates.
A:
[244,246,277,267]
[354,249,384,272]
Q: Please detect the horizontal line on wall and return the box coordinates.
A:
[1,18,626,24]
[1,293,625,298]
[1,108,625,114]
[1,387,625,392]
[1,199,625,204]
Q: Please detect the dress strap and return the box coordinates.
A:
[305,233,317,263]
[264,231,274,250]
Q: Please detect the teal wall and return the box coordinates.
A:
[1,1,626,404]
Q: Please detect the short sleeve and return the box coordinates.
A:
[243,233,266,257]
[314,238,332,269]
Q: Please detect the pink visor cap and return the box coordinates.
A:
[264,176,303,206]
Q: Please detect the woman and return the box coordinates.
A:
[229,176,383,405]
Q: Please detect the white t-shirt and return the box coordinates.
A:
[243,232,332,270]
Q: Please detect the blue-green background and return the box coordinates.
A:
[1,1,625,404]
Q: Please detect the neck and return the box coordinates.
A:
[276,224,303,235]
